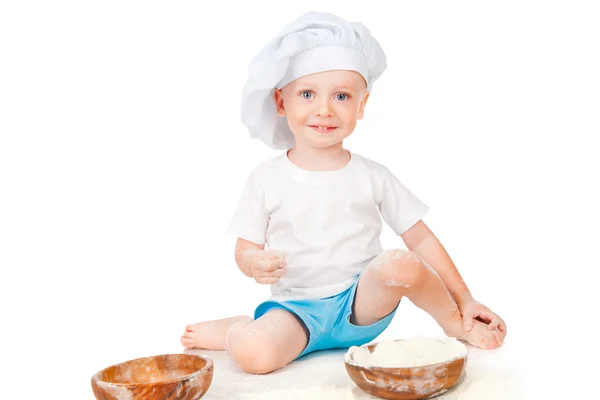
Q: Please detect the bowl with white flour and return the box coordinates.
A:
[344,337,467,400]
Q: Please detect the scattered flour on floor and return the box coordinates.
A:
[239,385,358,399]
[187,339,521,400]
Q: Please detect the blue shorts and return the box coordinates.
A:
[254,276,398,359]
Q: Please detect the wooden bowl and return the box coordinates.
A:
[344,339,467,400]
[91,353,213,400]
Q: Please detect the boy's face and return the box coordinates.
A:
[274,70,369,149]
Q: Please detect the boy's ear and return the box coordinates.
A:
[274,89,286,116]
[357,91,370,120]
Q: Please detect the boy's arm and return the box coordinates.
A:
[400,220,472,304]
[234,238,265,278]
[402,220,506,335]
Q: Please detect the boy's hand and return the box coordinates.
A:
[458,297,507,340]
[248,249,287,285]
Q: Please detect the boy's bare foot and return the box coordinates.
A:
[180,316,253,350]
[443,310,503,349]
[180,323,206,349]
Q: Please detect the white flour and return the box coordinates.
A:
[239,385,356,399]
[346,337,467,368]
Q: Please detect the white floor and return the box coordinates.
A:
[186,340,522,400]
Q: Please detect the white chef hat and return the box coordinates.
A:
[240,11,387,150]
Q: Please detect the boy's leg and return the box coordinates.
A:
[226,309,309,374]
[352,249,503,349]
[181,309,308,374]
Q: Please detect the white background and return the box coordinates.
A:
[1,1,598,398]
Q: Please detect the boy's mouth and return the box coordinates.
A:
[308,125,337,133]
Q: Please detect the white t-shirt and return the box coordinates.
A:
[227,151,429,301]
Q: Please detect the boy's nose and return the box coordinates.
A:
[315,101,334,117]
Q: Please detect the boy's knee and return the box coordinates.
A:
[227,328,281,374]
[372,249,427,289]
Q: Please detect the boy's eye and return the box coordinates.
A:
[301,91,313,99]
[336,93,348,101]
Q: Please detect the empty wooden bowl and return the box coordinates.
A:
[344,339,467,400]
[91,353,213,400]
